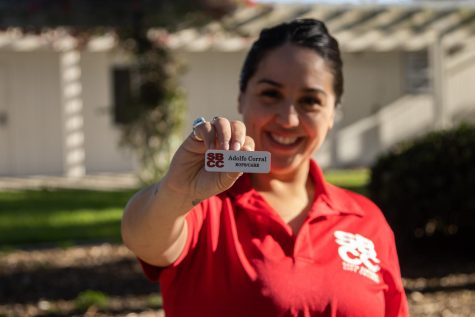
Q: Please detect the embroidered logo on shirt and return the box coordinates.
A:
[334,230,381,283]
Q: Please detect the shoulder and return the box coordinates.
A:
[326,182,393,231]
[326,184,400,262]
[338,185,380,213]
[309,160,388,224]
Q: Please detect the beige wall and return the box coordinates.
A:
[0,64,8,173]
[81,51,136,173]
[0,50,136,177]
[447,52,475,123]
[0,51,64,176]
[341,51,404,127]
[180,50,247,133]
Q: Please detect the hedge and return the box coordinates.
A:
[368,123,475,248]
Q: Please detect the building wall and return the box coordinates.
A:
[0,62,9,173]
[341,51,404,127]
[180,50,247,131]
[81,51,136,173]
[447,51,475,123]
[0,51,64,176]
[314,51,410,168]
[0,50,137,177]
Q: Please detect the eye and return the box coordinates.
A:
[259,89,282,103]
[299,96,322,110]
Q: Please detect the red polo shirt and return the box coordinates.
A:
[140,160,409,317]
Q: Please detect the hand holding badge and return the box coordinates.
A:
[191,116,270,173]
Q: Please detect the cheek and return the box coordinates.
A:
[241,109,258,135]
[304,113,333,139]
[242,103,268,124]
[317,109,335,129]
[244,114,263,137]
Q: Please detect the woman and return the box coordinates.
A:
[122,19,409,316]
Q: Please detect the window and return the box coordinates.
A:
[112,66,136,124]
[404,50,430,94]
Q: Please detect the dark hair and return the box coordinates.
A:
[239,18,344,106]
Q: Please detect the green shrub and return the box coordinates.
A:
[74,290,109,311]
[369,123,475,248]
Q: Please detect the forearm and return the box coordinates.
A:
[121,118,252,266]
[121,177,195,266]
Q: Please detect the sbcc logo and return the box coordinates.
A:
[334,230,381,283]
[206,152,224,168]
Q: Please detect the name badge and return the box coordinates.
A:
[205,150,271,173]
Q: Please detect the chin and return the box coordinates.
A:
[269,157,309,176]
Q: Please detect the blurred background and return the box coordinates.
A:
[1,0,474,316]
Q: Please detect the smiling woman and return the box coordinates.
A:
[121,19,409,317]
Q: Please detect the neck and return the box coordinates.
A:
[250,161,311,193]
[251,161,315,232]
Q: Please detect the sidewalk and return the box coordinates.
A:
[0,173,139,191]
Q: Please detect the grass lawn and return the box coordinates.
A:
[324,168,369,196]
[0,169,369,248]
[0,189,137,248]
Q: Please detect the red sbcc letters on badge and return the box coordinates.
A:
[205,150,270,173]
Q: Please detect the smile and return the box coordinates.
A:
[269,133,300,145]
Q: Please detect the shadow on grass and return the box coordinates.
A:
[0,257,158,304]
[398,230,475,278]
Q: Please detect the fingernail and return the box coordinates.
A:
[223,142,229,151]
[231,142,241,151]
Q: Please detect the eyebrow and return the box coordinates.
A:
[257,78,327,96]
[256,78,282,87]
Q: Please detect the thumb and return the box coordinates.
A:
[216,171,243,192]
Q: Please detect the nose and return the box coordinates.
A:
[275,101,299,128]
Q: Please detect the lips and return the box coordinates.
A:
[265,132,304,150]
[270,133,299,145]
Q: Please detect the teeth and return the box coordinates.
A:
[270,134,298,145]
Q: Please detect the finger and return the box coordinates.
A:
[211,117,231,150]
[241,136,255,152]
[229,120,246,151]
[194,122,215,149]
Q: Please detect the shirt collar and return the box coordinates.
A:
[307,160,365,218]
[226,159,365,218]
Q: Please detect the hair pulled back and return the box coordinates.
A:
[239,18,343,106]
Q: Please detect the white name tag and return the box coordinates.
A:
[205,150,271,173]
